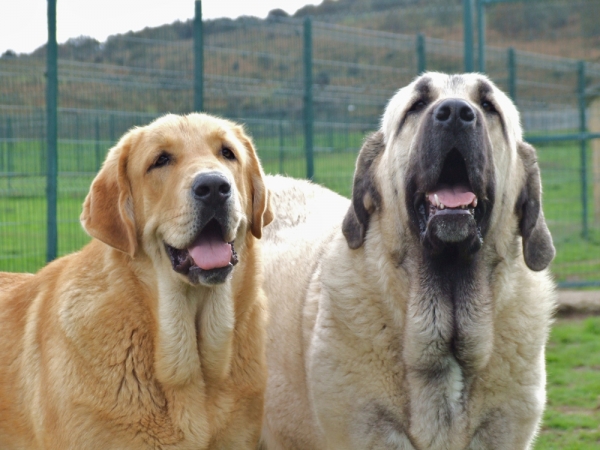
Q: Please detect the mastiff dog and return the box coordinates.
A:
[261,72,555,450]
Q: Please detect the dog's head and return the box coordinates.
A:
[80,113,273,286]
[343,72,554,270]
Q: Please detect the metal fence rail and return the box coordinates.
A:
[1,0,599,286]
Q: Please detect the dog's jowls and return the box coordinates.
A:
[261,73,555,450]
[0,113,273,449]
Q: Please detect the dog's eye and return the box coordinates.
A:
[221,147,236,161]
[407,99,427,114]
[481,100,497,114]
[149,152,171,171]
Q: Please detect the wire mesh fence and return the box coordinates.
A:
[1,0,599,286]
[482,0,600,62]
[204,18,307,184]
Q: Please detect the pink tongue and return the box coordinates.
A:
[188,231,232,271]
[429,184,476,208]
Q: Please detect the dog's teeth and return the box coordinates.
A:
[439,203,445,210]
[462,205,467,209]
[434,194,440,207]
[472,198,478,208]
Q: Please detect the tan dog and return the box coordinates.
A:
[0,113,273,449]
[261,73,555,449]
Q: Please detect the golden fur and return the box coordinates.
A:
[261,73,555,449]
[0,113,273,449]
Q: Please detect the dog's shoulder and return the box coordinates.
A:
[264,175,349,237]
[0,272,33,291]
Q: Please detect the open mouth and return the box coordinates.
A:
[165,219,238,284]
[414,149,487,252]
[418,150,481,225]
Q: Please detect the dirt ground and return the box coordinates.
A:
[557,290,600,316]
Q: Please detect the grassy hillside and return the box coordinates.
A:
[3,0,598,64]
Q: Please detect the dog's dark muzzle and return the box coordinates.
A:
[407,98,495,258]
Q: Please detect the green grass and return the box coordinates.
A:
[535,316,600,449]
[2,136,600,449]
[258,137,600,285]
[1,134,600,284]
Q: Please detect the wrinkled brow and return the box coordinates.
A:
[476,79,509,141]
[477,79,494,101]
[396,76,432,137]
[414,76,432,99]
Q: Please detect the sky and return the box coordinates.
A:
[0,0,322,55]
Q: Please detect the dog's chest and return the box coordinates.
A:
[405,355,472,449]
[361,354,473,450]
[384,267,494,449]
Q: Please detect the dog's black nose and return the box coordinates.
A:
[192,172,231,205]
[433,99,476,128]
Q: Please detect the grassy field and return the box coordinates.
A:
[536,316,600,449]
[1,133,600,283]
[1,136,600,448]
[260,136,600,285]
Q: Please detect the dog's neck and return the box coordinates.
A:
[370,209,495,371]
[154,275,235,387]
[400,250,495,448]
[362,215,496,447]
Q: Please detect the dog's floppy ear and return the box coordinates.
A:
[342,131,385,249]
[516,142,555,271]
[250,169,273,239]
[80,134,137,257]
[237,127,273,239]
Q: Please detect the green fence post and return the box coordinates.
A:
[278,119,284,174]
[303,17,314,180]
[194,0,204,112]
[6,118,13,193]
[75,115,81,171]
[46,0,58,262]
[416,33,426,74]
[0,122,3,174]
[39,109,46,172]
[578,60,588,240]
[463,0,474,72]
[508,47,516,102]
[0,120,4,173]
[477,0,485,72]
[95,117,101,170]
[109,114,115,145]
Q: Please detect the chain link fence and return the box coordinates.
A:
[1,0,599,286]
